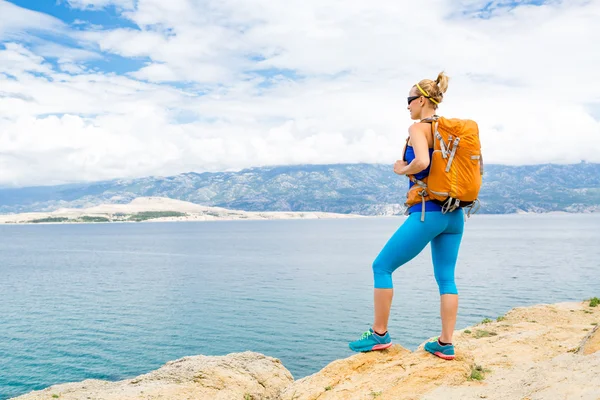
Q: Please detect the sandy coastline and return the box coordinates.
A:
[0,197,363,224]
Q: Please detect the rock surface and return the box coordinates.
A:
[281,301,600,400]
[13,352,293,400]
[580,324,600,355]
[12,301,600,400]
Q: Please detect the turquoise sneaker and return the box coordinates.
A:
[349,328,392,352]
[424,339,455,360]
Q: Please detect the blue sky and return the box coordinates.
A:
[0,0,598,187]
[4,0,144,75]
[3,0,552,80]
[10,0,130,26]
[461,0,547,18]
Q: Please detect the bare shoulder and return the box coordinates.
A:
[407,122,430,143]
[408,122,433,146]
[408,122,431,135]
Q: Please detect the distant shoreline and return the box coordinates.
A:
[1,196,599,226]
[0,197,365,225]
[1,208,597,226]
[0,214,366,225]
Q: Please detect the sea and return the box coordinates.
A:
[1,214,599,399]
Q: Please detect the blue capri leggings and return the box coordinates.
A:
[372,210,464,295]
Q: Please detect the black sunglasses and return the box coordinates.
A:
[407,95,422,105]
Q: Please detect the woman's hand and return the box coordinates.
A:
[394,160,408,175]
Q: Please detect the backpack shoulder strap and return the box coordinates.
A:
[419,115,439,148]
[420,114,440,123]
[402,137,409,161]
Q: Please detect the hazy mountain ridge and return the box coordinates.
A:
[1,163,599,215]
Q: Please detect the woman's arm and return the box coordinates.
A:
[396,124,430,175]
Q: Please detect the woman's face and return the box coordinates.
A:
[406,87,422,120]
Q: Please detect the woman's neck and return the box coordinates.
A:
[419,110,436,120]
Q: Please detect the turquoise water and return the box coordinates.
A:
[1,214,599,399]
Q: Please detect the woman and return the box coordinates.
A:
[349,72,463,360]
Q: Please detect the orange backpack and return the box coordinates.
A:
[403,115,483,221]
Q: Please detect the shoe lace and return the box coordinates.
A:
[360,330,373,340]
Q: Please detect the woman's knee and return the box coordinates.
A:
[437,279,458,295]
[372,258,394,289]
[372,256,389,275]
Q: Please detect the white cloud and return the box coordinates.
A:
[0,0,66,38]
[129,63,177,82]
[34,42,101,63]
[0,43,53,76]
[58,62,86,74]
[0,0,599,187]
[65,0,134,11]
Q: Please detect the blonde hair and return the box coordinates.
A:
[415,71,449,109]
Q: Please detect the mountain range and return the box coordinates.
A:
[1,162,599,215]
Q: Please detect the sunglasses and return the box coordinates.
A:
[407,95,422,105]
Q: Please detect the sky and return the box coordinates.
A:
[0,0,599,187]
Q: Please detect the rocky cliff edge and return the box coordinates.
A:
[13,300,600,400]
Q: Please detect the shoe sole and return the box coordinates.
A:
[433,351,455,360]
[349,342,393,352]
[372,342,393,351]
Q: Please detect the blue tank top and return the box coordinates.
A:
[404,145,442,213]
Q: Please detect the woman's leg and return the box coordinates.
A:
[371,213,447,333]
[373,289,393,334]
[430,211,464,343]
[439,294,459,343]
